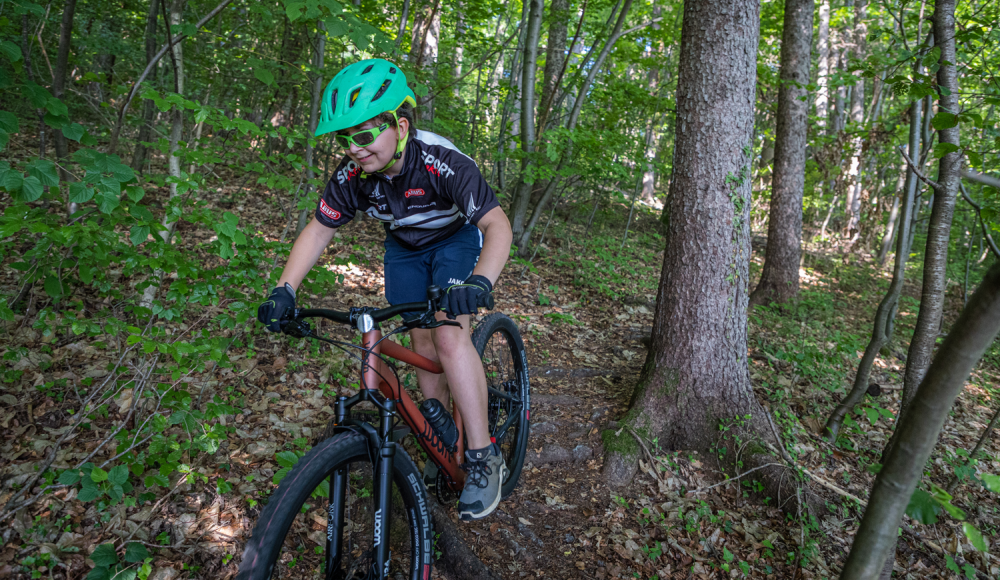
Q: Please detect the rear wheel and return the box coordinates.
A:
[472,313,530,499]
[236,432,433,580]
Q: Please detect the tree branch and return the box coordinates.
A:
[959,182,1000,260]
[898,145,942,191]
[107,0,233,155]
[962,168,1000,190]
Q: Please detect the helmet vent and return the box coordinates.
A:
[389,67,396,74]
[330,89,338,114]
[350,88,361,108]
[361,64,374,75]
[372,80,391,102]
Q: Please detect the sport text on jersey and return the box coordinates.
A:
[419,151,455,178]
[336,160,361,184]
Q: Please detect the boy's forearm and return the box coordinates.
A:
[277,218,337,291]
[473,208,513,285]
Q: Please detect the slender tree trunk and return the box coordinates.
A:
[508,0,544,246]
[537,0,568,134]
[749,0,814,307]
[409,0,442,125]
[877,168,906,266]
[815,0,830,131]
[844,0,867,237]
[840,262,1000,579]
[22,14,47,159]
[899,1,961,414]
[602,0,781,497]
[297,22,326,236]
[53,0,78,214]
[395,0,411,49]
[132,0,161,172]
[141,0,187,308]
[824,97,923,441]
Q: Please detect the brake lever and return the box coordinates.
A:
[424,319,462,329]
[282,318,313,338]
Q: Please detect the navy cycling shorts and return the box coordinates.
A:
[384,222,482,312]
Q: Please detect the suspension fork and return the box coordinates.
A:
[372,399,396,579]
[326,396,350,578]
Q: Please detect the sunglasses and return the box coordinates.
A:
[335,123,391,149]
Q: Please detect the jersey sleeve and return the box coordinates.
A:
[314,159,357,228]
[437,152,500,226]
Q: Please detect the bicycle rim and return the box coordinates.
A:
[239,433,431,580]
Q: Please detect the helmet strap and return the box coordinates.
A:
[374,109,407,174]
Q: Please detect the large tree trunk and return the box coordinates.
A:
[841,262,1000,578]
[602,0,778,491]
[814,0,830,131]
[297,22,326,236]
[131,0,161,172]
[749,0,814,307]
[508,0,544,247]
[844,0,867,237]
[899,0,962,413]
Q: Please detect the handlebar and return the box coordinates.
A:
[283,284,457,333]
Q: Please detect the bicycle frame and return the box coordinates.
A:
[323,322,468,580]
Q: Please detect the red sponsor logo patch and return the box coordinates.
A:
[319,199,341,220]
[404,188,425,198]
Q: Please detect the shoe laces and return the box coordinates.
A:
[460,459,493,489]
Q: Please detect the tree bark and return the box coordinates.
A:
[815,0,830,131]
[876,168,905,266]
[602,0,780,495]
[749,0,814,307]
[409,0,442,125]
[537,0,568,134]
[844,0,867,237]
[899,0,961,414]
[52,0,78,211]
[841,260,1000,578]
[297,22,326,236]
[508,0,544,247]
[132,0,161,172]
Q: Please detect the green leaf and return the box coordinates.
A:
[124,542,148,563]
[77,486,101,502]
[86,566,111,580]
[286,1,305,20]
[27,159,59,186]
[273,466,291,485]
[69,182,95,203]
[275,451,299,468]
[90,466,109,483]
[22,82,52,108]
[16,176,43,202]
[130,225,150,246]
[97,183,121,214]
[2,170,23,192]
[0,111,19,132]
[963,523,988,551]
[0,40,22,62]
[905,488,941,525]
[325,17,349,36]
[58,469,82,485]
[217,479,232,494]
[864,407,879,425]
[981,474,1000,492]
[108,465,129,486]
[126,185,145,202]
[90,543,118,567]
[62,123,85,142]
[111,163,135,182]
[254,68,275,86]
[43,275,61,299]
[933,142,960,158]
[931,112,958,131]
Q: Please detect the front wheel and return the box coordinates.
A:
[236,432,433,580]
[472,312,530,499]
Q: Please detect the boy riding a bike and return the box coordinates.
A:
[257,58,513,521]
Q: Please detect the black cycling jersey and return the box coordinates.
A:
[314,129,500,249]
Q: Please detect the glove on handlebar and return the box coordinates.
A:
[444,274,493,319]
[257,283,297,332]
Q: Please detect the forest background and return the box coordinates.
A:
[1,0,1000,578]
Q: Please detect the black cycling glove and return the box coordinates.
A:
[444,274,493,319]
[257,283,296,332]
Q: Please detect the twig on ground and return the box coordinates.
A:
[625,427,665,484]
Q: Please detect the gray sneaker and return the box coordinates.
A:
[457,446,508,521]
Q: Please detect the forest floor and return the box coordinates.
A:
[2,189,1000,580]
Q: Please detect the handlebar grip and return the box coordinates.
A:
[483,294,495,310]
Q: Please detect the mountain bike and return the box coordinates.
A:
[237,285,530,580]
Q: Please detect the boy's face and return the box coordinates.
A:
[338,117,408,174]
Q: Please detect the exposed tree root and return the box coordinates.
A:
[429,498,503,580]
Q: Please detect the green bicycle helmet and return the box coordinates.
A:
[316,58,417,137]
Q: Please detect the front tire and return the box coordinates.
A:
[472,313,530,499]
[236,432,433,580]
